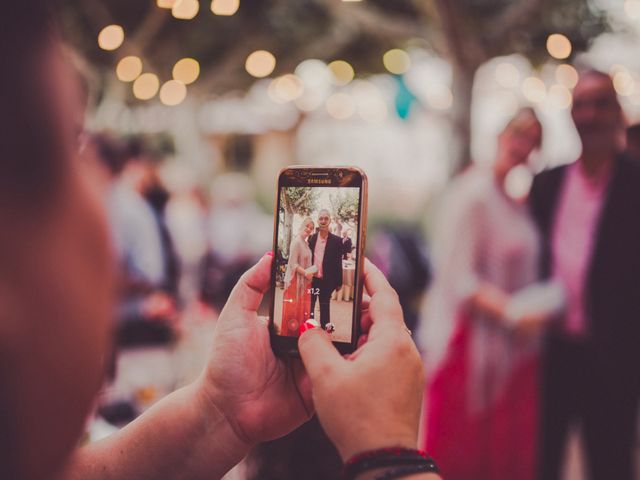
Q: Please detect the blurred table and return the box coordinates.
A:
[332,261,355,301]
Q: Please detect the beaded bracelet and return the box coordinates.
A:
[342,447,439,480]
[374,461,440,480]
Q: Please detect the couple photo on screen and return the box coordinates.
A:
[274,187,358,341]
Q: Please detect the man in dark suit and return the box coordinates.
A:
[308,209,343,329]
[529,70,640,480]
[341,229,354,260]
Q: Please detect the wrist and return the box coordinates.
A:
[344,446,440,480]
[193,375,254,457]
[339,433,418,463]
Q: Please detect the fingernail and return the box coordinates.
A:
[265,251,274,257]
[299,319,318,335]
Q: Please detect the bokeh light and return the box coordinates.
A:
[173,58,200,85]
[160,80,188,106]
[245,50,276,78]
[269,74,304,103]
[211,0,240,16]
[116,56,143,82]
[326,93,356,119]
[555,64,579,89]
[133,73,160,100]
[172,0,200,20]
[295,59,332,90]
[352,80,388,123]
[546,34,572,60]
[522,77,546,103]
[494,62,520,88]
[625,0,640,19]
[157,0,177,8]
[98,25,125,51]
[328,60,355,86]
[295,91,325,112]
[383,49,411,75]
[549,84,572,109]
[613,70,635,96]
[425,84,454,110]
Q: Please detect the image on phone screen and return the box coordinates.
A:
[273,181,362,343]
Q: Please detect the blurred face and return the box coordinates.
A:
[317,210,331,233]
[301,220,314,238]
[497,120,541,173]
[571,74,621,154]
[1,43,114,478]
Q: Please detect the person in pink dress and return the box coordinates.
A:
[421,108,564,480]
[281,217,315,336]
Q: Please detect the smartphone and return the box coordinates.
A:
[269,166,368,356]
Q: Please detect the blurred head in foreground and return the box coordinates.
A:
[0,2,114,478]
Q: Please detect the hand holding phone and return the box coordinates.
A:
[269,166,368,356]
[298,259,426,462]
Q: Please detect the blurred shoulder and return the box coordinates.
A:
[531,162,569,196]
[617,152,640,178]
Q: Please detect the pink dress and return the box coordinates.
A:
[420,168,542,480]
[281,236,312,336]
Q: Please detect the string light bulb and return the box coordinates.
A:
[133,73,160,100]
[116,56,143,82]
[245,50,276,78]
[211,0,240,15]
[160,80,187,106]
[546,34,572,60]
[172,0,200,20]
[98,25,125,51]
[173,58,200,85]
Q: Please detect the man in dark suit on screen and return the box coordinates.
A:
[341,229,354,260]
[308,209,343,330]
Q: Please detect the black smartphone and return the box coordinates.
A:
[269,166,368,356]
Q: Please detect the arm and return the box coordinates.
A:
[63,380,248,479]
[284,239,301,288]
[62,254,313,480]
[432,186,503,314]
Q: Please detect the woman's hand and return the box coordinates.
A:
[198,253,313,446]
[511,312,548,340]
[471,283,509,323]
[298,259,425,461]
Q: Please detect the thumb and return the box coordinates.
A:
[298,327,343,383]
[221,253,272,317]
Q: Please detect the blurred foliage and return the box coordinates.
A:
[59,0,610,169]
[439,0,609,66]
[329,189,359,225]
[281,187,319,216]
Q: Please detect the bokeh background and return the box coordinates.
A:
[58,1,640,478]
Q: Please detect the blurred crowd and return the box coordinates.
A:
[2,4,639,479]
[83,69,640,480]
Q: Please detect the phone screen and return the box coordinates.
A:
[271,168,364,349]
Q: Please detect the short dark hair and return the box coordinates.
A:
[92,133,130,175]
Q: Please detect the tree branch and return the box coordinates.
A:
[430,0,487,69]
[490,0,547,44]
